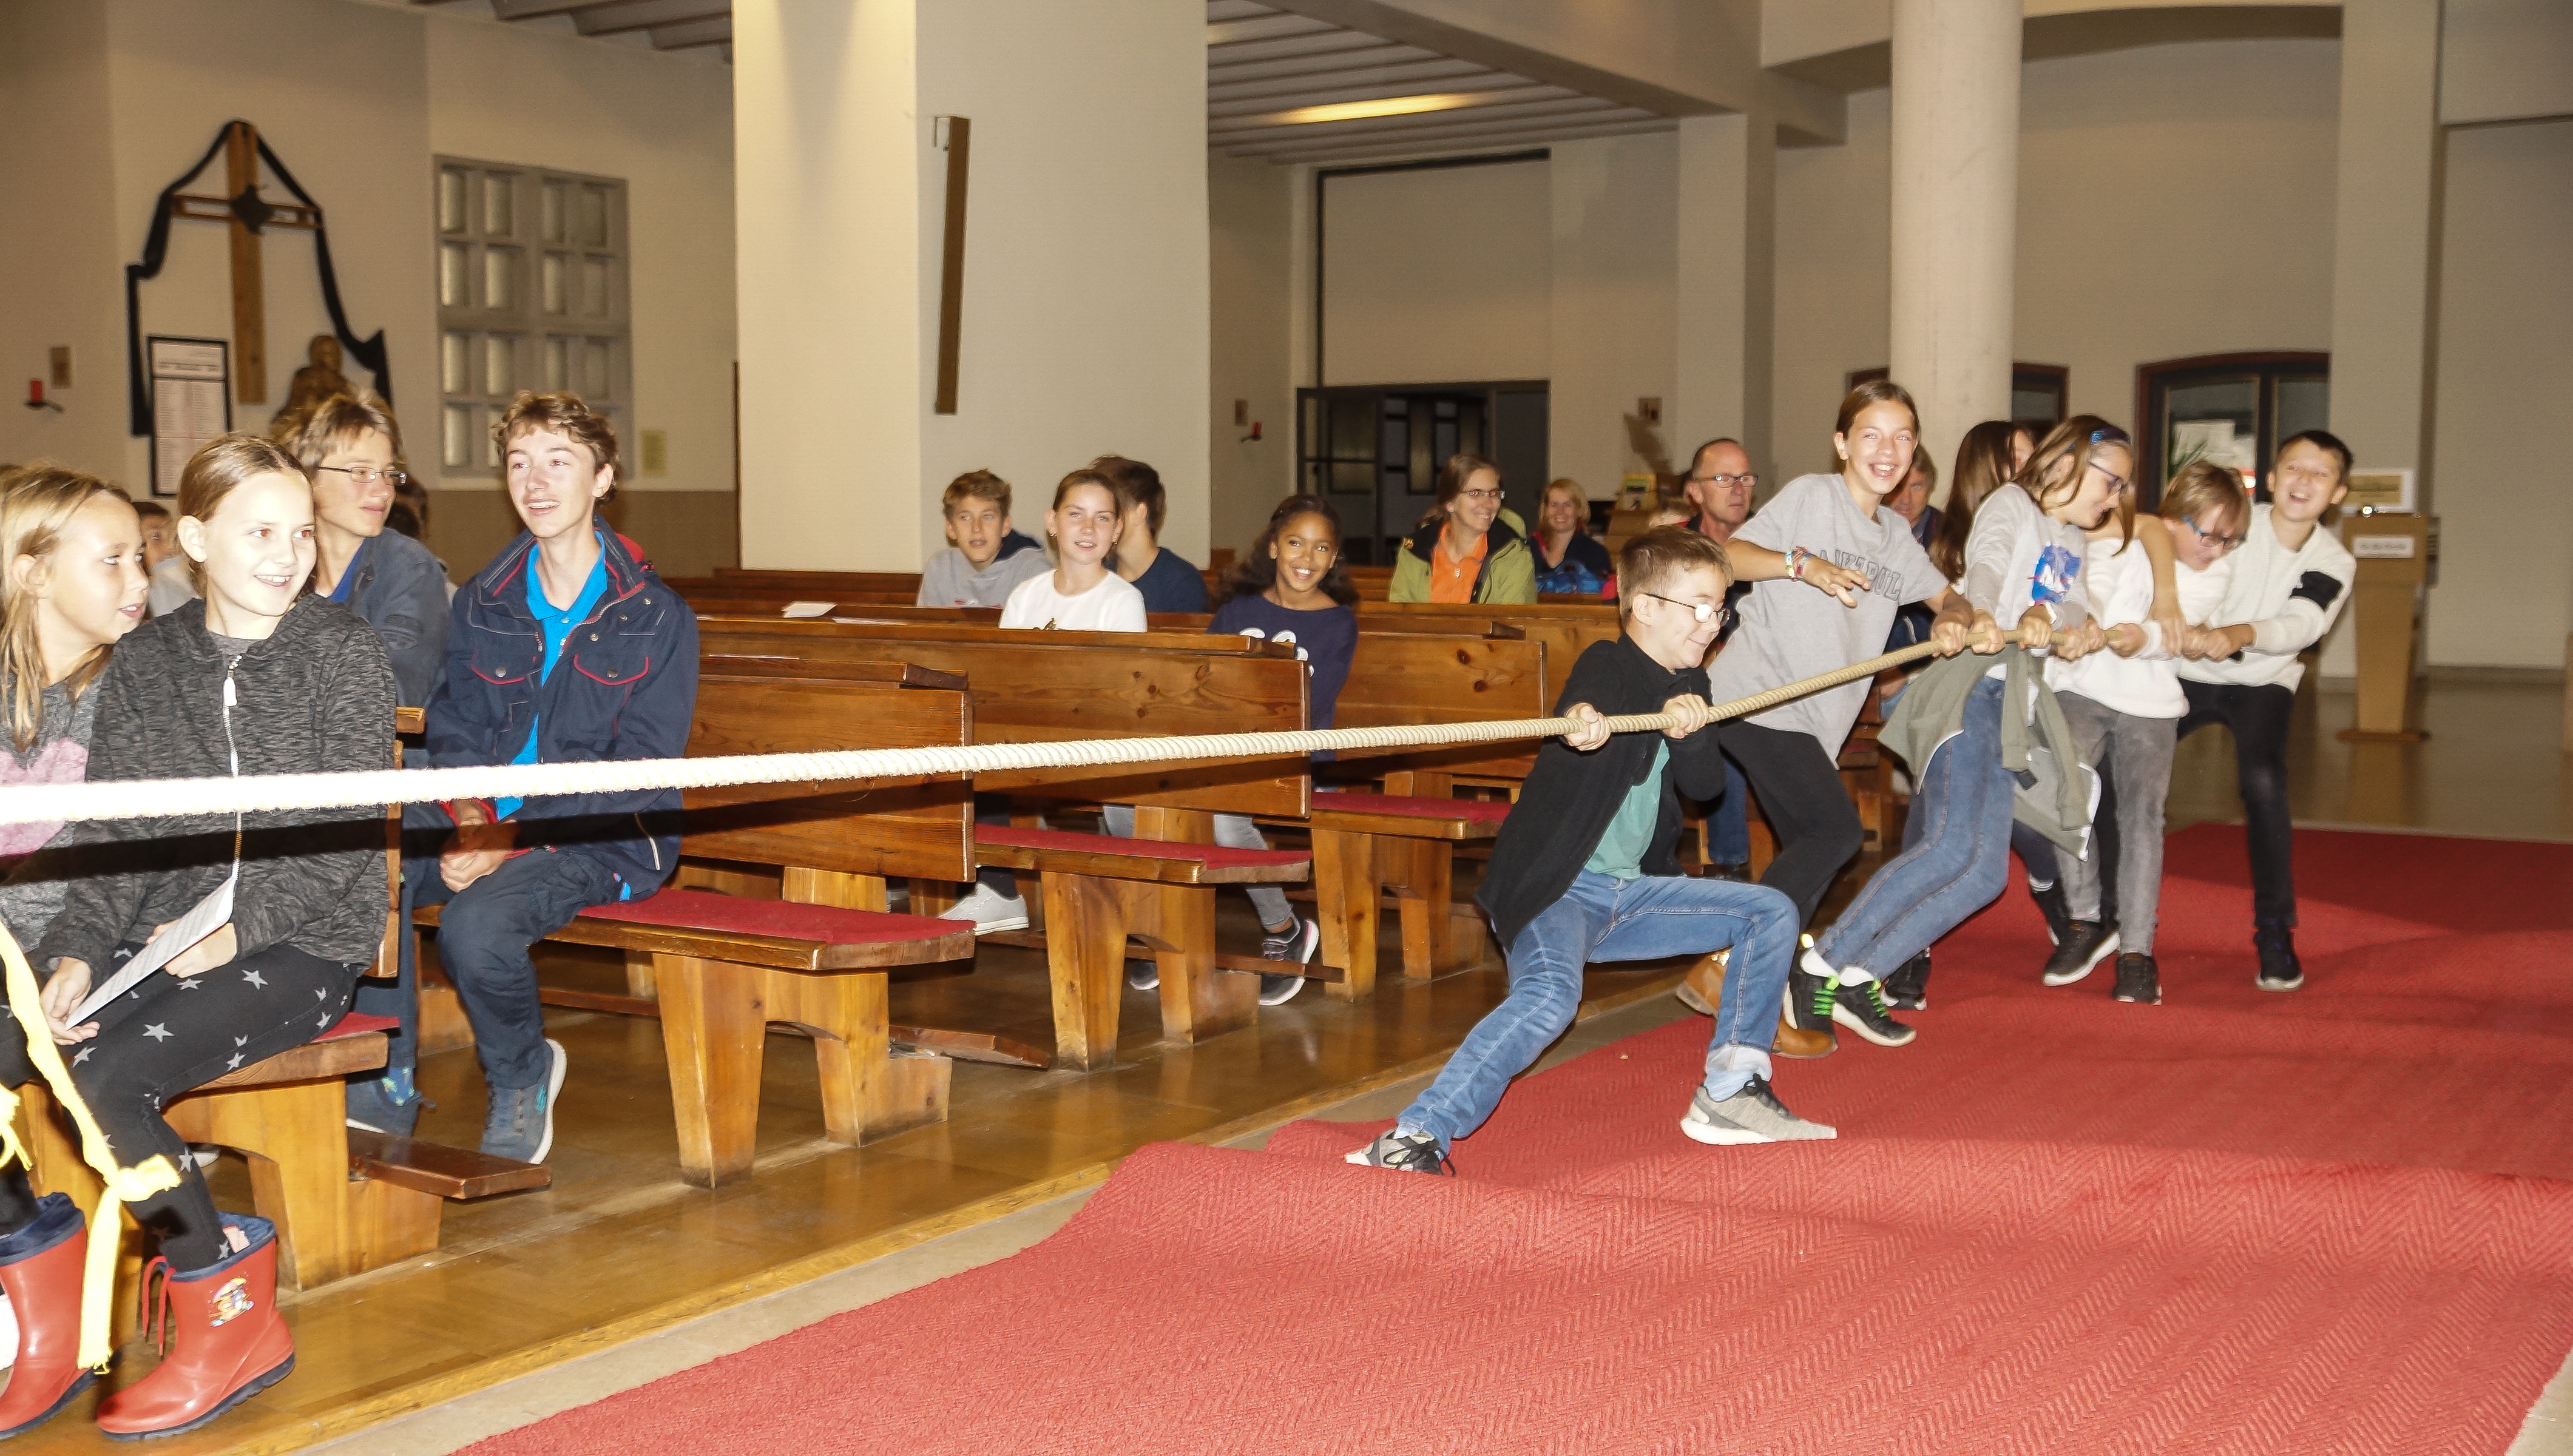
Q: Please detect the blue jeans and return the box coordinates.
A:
[1819,676,2014,980]
[1706,757,1750,866]
[403,844,621,1090]
[1396,871,1799,1153]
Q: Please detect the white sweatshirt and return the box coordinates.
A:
[998,569,1147,632]
[2175,504,2355,693]
[2049,537,2234,718]
[1963,483,2092,680]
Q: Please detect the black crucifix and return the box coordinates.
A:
[124,120,390,434]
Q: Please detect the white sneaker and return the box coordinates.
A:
[939,883,1030,935]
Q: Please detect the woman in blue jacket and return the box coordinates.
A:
[347,393,697,1161]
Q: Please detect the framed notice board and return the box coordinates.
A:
[148,336,231,499]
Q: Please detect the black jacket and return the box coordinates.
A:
[36,598,396,973]
[1475,635,1729,947]
[420,529,697,895]
[340,528,453,708]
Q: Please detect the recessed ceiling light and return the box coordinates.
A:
[1255,92,1492,126]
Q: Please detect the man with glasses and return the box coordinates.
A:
[1678,439,1760,880]
[353,391,699,1161]
[276,393,452,706]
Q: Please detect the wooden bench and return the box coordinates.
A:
[692,621,1316,1071]
[418,672,978,1188]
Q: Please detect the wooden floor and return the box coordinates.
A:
[10,675,2569,1455]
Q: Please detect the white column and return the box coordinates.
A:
[1888,0,2020,490]
[1672,112,1777,484]
[734,0,922,570]
[2319,0,2444,682]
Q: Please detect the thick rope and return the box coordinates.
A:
[0,923,185,1370]
[0,642,1942,829]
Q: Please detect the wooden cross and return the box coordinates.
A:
[166,122,319,405]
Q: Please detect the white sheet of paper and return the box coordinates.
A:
[70,866,237,1025]
[780,601,836,619]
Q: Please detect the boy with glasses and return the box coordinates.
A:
[1349,528,1831,1175]
[2174,430,2357,991]
[275,394,451,705]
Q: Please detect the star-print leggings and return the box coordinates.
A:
[0,942,359,1272]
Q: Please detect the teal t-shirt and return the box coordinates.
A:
[1583,740,1668,881]
[492,540,610,821]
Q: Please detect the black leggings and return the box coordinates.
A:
[0,942,357,1270]
[2176,679,2297,928]
[1717,720,1862,928]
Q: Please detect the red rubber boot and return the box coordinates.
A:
[0,1193,100,1438]
[95,1215,292,1440]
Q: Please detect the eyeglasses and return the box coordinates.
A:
[2091,462,2132,497]
[1688,473,1759,491]
[1457,487,1502,502]
[2182,515,2247,551]
[317,465,410,488]
[1642,593,1734,630]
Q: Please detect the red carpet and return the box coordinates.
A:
[467,826,2573,1455]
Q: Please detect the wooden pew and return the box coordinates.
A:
[1300,633,1550,996]
[420,673,978,1188]
[692,621,1313,1070]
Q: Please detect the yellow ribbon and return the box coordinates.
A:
[0,924,183,1371]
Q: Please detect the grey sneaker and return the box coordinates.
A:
[1258,915,1317,1006]
[1345,1128,1453,1175]
[482,1039,568,1163]
[1680,1076,1838,1145]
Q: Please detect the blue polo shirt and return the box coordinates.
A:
[492,539,609,821]
[325,534,373,604]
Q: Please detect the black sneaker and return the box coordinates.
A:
[1344,1129,1453,1175]
[1881,949,1930,1011]
[2111,952,2161,1004]
[1831,977,1917,1047]
[2253,924,2304,991]
[1785,948,1839,1037]
[1705,861,1751,883]
[2040,921,2120,987]
[2030,880,2074,948]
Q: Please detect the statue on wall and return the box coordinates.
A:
[274,334,353,427]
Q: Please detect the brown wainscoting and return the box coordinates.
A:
[423,488,741,581]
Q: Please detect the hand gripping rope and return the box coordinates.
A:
[0,636,1966,1364]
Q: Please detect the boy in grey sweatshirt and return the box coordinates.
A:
[918,469,1050,607]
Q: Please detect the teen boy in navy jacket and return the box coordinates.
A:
[1348,528,1833,1175]
[348,393,698,1162]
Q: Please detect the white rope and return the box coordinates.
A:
[0,643,1941,829]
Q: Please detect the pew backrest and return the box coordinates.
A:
[683,675,973,881]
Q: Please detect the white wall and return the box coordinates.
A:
[2425,118,2573,670]
[0,0,737,575]
[1549,132,1678,500]
[915,0,1211,564]
[1771,41,2341,485]
[0,1,126,477]
[1319,159,1551,387]
[425,13,737,497]
[1209,154,1296,557]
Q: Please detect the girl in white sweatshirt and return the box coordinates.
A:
[2041,462,2249,1004]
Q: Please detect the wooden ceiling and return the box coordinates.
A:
[1203,1,1672,164]
[415,2,1680,163]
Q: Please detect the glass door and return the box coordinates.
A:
[2136,352,2329,508]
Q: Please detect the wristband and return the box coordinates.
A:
[1788,547,1810,582]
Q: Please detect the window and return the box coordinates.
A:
[434,158,631,477]
[2134,352,2328,510]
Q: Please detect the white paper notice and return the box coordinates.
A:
[780,601,836,619]
[70,865,237,1026]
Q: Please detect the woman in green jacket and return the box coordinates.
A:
[1386,454,1537,604]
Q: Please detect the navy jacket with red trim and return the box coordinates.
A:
[418,527,699,896]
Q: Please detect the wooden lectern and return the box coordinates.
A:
[2336,513,2430,743]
